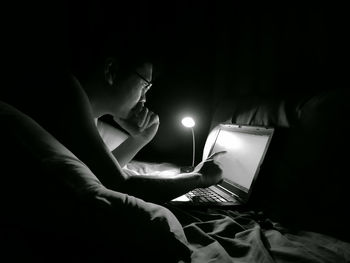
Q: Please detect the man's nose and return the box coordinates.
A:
[140,92,146,103]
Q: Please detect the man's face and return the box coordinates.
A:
[116,63,153,119]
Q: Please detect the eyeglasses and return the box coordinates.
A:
[134,71,153,90]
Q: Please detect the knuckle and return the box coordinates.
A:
[153,114,159,122]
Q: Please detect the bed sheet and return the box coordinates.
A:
[126,161,350,263]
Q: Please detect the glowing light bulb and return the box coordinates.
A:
[181,117,195,128]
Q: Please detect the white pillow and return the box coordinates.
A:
[0,101,191,262]
[0,101,102,196]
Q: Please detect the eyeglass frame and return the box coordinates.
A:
[134,70,153,90]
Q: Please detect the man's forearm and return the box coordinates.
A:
[112,137,148,168]
[121,172,203,203]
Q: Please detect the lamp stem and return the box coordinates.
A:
[191,128,195,167]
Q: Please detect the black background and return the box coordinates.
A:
[2,1,349,166]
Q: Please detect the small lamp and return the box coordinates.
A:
[181,116,196,172]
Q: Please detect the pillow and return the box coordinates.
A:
[0,101,191,262]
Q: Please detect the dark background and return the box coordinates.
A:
[2,1,349,166]
[101,2,347,166]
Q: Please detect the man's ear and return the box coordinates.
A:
[104,58,119,86]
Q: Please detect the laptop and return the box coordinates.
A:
[169,123,274,207]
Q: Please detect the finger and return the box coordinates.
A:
[148,112,159,127]
[140,112,152,132]
[212,160,222,166]
[208,151,227,159]
[138,107,149,127]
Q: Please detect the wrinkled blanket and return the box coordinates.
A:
[168,206,350,263]
[126,161,350,263]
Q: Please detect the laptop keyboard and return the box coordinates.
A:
[186,188,228,203]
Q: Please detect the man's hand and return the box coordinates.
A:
[194,151,226,188]
[114,102,159,143]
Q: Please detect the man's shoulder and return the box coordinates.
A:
[47,73,88,104]
[51,73,81,92]
[33,73,90,122]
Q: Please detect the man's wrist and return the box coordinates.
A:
[194,172,206,188]
[179,172,204,188]
[128,135,150,147]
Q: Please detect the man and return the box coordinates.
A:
[2,44,224,202]
[66,55,224,203]
[1,48,225,262]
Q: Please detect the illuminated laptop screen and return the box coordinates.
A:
[211,129,270,193]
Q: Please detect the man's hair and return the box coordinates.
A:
[69,28,156,82]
